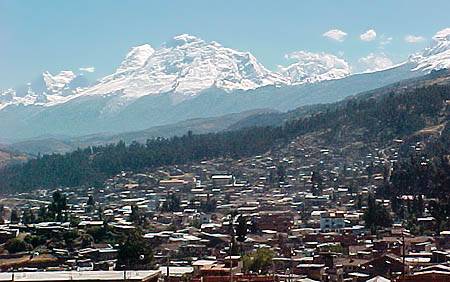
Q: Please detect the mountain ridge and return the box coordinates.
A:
[1,69,449,193]
[7,69,450,156]
[1,29,450,140]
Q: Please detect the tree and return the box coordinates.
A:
[0,205,4,224]
[276,165,286,183]
[416,195,424,217]
[363,195,393,233]
[429,200,450,234]
[236,215,248,242]
[37,205,50,222]
[311,171,323,195]
[87,195,95,206]
[49,191,67,222]
[10,209,20,224]
[5,238,31,253]
[86,195,95,213]
[22,209,36,224]
[63,230,79,251]
[130,205,141,225]
[80,233,94,248]
[24,234,46,249]
[161,193,181,212]
[97,206,104,221]
[200,194,217,213]
[243,248,274,274]
[87,225,111,243]
[356,195,363,209]
[117,231,154,270]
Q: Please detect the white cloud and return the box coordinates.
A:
[79,66,95,73]
[404,35,425,43]
[360,29,377,42]
[279,51,351,84]
[284,51,350,70]
[323,29,347,42]
[358,53,394,73]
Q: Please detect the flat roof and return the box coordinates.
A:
[0,271,160,282]
[158,266,193,277]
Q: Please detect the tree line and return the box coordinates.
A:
[0,84,448,193]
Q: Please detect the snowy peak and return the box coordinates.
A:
[279,51,351,84]
[117,44,155,73]
[151,34,288,94]
[0,70,89,109]
[431,28,450,51]
[411,28,450,72]
[3,30,450,111]
[166,34,205,48]
[42,70,77,94]
[85,34,287,102]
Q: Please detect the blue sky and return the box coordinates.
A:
[1,0,449,88]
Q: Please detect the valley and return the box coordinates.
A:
[1,6,450,281]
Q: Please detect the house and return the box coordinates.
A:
[211,175,234,187]
[398,270,450,282]
[320,212,345,232]
[416,217,435,231]
[366,276,390,282]
[159,266,194,282]
[254,211,294,233]
[295,264,325,281]
[360,254,408,279]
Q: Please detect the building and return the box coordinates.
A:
[211,175,233,187]
[255,211,294,233]
[320,212,345,232]
[0,270,160,282]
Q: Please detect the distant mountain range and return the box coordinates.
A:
[6,68,450,157]
[8,109,276,155]
[2,66,449,193]
[1,29,450,141]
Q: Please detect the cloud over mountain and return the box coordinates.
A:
[358,53,394,72]
[279,51,351,84]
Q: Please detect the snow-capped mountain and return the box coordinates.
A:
[0,70,88,109]
[83,34,287,104]
[279,51,351,84]
[116,44,155,73]
[411,28,450,72]
[1,34,353,110]
[3,30,450,110]
[1,30,449,141]
[42,71,77,95]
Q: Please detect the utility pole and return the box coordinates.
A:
[229,241,233,282]
[166,252,170,282]
[290,247,294,282]
[402,231,406,280]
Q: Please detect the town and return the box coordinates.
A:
[0,129,448,282]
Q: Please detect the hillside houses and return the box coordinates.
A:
[0,132,449,281]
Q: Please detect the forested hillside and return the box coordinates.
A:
[0,81,449,194]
